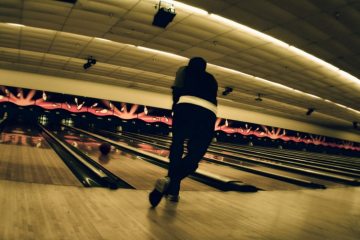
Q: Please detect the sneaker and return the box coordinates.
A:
[149,177,170,207]
[166,194,180,202]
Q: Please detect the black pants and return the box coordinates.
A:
[167,103,216,195]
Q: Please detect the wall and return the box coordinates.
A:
[1,69,359,142]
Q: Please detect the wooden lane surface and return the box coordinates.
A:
[0,143,81,187]
[220,142,360,165]
[54,128,214,191]
[90,151,215,191]
[119,133,353,186]
[98,134,304,191]
[0,179,359,240]
[127,132,360,167]
[198,161,304,190]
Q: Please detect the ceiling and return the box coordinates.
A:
[0,0,359,131]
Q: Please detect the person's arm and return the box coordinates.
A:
[171,86,181,110]
[207,73,218,105]
[171,66,186,110]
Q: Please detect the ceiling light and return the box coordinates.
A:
[304,93,322,99]
[288,46,339,71]
[218,98,234,103]
[173,1,208,15]
[4,22,359,118]
[6,23,25,27]
[209,14,288,48]
[210,64,253,78]
[207,14,357,84]
[334,102,348,109]
[95,37,111,42]
[136,46,186,60]
[209,14,240,29]
[339,70,359,84]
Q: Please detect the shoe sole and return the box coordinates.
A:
[166,195,180,202]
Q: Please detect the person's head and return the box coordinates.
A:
[188,57,207,72]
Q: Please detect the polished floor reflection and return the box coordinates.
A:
[0,180,359,240]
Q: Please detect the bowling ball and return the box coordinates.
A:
[99,142,111,155]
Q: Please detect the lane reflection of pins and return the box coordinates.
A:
[77,102,85,110]
[144,106,148,115]
[66,102,71,109]
[42,91,47,101]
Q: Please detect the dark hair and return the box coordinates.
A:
[183,57,207,91]
[188,57,207,72]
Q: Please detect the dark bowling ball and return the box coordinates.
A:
[99,142,111,155]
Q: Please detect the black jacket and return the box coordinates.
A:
[172,66,218,108]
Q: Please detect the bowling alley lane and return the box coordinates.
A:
[0,125,82,186]
[118,131,352,187]
[77,128,307,191]
[53,127,215,191]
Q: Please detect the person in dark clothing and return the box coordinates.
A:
[149,57,218,207]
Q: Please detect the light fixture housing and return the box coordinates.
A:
[83,56,96,70]
[222,87,233,96]
[152,1,176,28]
[306,108,315,116]
[255,93,262,102]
